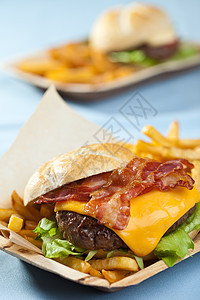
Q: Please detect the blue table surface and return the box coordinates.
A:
[0,0,200,299]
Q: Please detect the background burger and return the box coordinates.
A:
[89,3,196,64]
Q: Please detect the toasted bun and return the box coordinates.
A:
[24,143,134,205]
[89,3,176,52]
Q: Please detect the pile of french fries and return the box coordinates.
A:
[1,121,200,284]
[18,42,134,84]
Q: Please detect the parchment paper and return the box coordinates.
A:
[0,85,103,208]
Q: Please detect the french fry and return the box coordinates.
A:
[167,121,179,142]
[123,143,136,153]
[0,220,8,227]
[56,257,91,274]
[18,58,62,76]
[19,230,37,238]
[11,190,41,222]
[177,139,200,149]
[25,220,38,230]
[135,140,200,161]
[25,236,42,249]
[46,67,94,84]
[0,229,10,239]
[0,209,16,222]
[93,249,136,259]
[49,43,90,67]
[8,214,24,233]
[102,270,130,283]
[143,123,200,150]
[40,204,54,218]
[11,190,23,205]
[89,257,139,272]
[0,220,10,239]
[89,267,103,278]
[142,125,173,147]
[192,161,200,194]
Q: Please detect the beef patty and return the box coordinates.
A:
[140,40,179,60]
[56,205,196,251]
[56,211,127,250]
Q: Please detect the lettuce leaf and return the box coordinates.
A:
[179,202,200,233]
[85,250,98,262]
[171,43,198,60]
[154,202,200,267]
[110,50,157,66]
[132,255,144,269]
[34,218,86,258]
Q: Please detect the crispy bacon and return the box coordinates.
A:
[36,157,194,230]
[36,172,110,204]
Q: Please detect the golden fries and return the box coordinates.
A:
[56,257,91,274]
[137,122,200,161]
[18,41,134,84]
[177,139,200,149]
[0,208,16,222]
[24,236,43,249]
[0,220,8,227]
[25,220,38,230]
[8,214,24,232]
[167,121,179,142]
[11,190,41,222]
[19,230,37,238]
[18,58,63,76]
[89,267,103,279]
[89,257,139,272]
[40,204,54,218]
[46,66,94,84]
[102,270,130,283]
[135,137,200,160]
[135,135,200,161]
[192,161,200,194]
[142,125,173,147]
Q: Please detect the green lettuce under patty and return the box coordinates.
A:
[154,202,200,266]
[109,42,198,66]
[34,202,200,268]
[34,218,86,258]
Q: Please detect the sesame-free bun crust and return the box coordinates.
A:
[90,3,176,52]
[24,143,134,206]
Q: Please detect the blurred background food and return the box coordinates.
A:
[16,3,199,86]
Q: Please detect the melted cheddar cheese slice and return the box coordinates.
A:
[55,187,200,257]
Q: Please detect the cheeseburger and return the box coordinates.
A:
[24,143,200,267]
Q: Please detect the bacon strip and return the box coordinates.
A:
[36,172,110,204]
[36,158,194,230]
